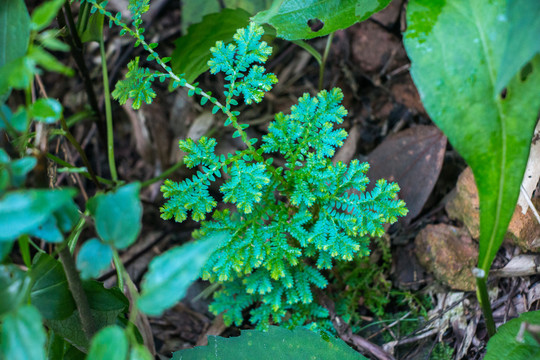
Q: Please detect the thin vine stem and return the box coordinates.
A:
[100,37,118,182]
[319,32,335,91]
[87,0,288,187]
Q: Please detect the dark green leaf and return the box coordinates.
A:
[485,311,540,359]
[79,6,104,43]
[0,264,31,316]
[404,0,540,273]
[0,242,13,262]
[0,188,76,242]
[45,281,128,351]
[252,0,391,40]
[47,331,67,360]
[495,0,540,92]
[30,253,76,320]
[86,326,128,360]
[173,326,366,360]
[0,305,46,360]
[171,8,251,84]
[138,231,228,316]
[90,183,142,249]
[0,0,30,68]
[30,0,65,31]
[30,98,63,123]
[76,238,113,280]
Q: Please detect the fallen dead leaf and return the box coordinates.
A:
[367,125,447,224]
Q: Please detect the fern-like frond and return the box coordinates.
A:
[208,23,277,106]
[179,137,219,168]
[220,161,270,214]
[112,57,166,109]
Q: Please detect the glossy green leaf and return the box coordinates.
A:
[252,0,391,40]
[0,305,46,360]
[0,0,30,68]
[0,188,76,242]
[485,311,540,359]
[171,8,251,84]
[30,98,63,123]
[495,0,540,93]
[138,231,228,316]
[30,253,76,320]
[76,238,113,279]
[90,183,142,249]
[87,326,128,360]
[173,326,366,360]
[45,281,128,351]
[0,264,31,316]
[30,0,65,31]
[404,0,540,273]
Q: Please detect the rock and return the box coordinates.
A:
[350,21,407,75]
[415,224,478,291]
[445,167,540,251]
[371,0,403,28]
[445,167,480,238]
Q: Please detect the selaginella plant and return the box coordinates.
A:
[154,23,409,330]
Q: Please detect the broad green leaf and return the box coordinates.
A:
[0,106,29,133]
[76,238,113,279]
[30,0,65,31]
[138,231,228,316]
[485,311,540,359]
[28,215,63,242]
[87,326,128,360]
[171,8,251,84]
[180,0,271,34]
[172,326,366,360]
[130,344,153,360]
[0,150,36,189]
[0,305,46,360]
[30,253,76,320]
[404,0,540,273]
[0,188,76,242]
[45,281,128,351]
[495,0,540,92]
[0,264,31,316]
[0,56,37,94]
[0,0,30,68]
[252,0,391,40]
[77,0,104,43]
[47,331,66,360]
[90,183,142,249]
[30,98,63,123]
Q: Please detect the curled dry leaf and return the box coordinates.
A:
[367,125,447,224]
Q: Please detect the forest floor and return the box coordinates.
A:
[23,0,540,359]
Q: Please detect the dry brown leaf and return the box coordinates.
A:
[367,125,447,224]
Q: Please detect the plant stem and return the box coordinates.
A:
[100,38,118,183]
[475,269,496,337]
[45,152,115,186]
[58,245,96,341]
[140,160,183,188]
[112,252,125,292]
[319,32,335,90]
[58,3,107,142]
[60,116,102,189]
